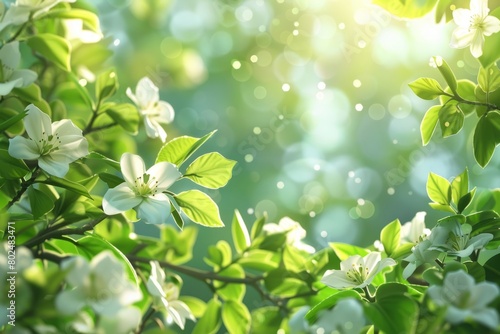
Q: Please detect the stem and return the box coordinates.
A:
[136,305,155,334]
[82,100,102,135]
[23,216,106,248]
[83,122,118,135]
[434,259,445,269]
[363,286,375,303]
[6,167,41,209]
[6,21,30,44]
[455,97,499,111]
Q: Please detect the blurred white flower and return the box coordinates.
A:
[11,0,76,18]
[400,211,431,244]
[64,19,103,43]
[126,77,174,142]
[0,41,37,96]
[311,298,365,334]
[427,270,499,329]
[147,261,195,330]
[102,153,180,224]
[450,0,500,57]
[8,104,89,177]
[263,217,315,253]
[0,4,30,33]
[321,252,396,289]
[402,239,441,279]
[55,251,142,316]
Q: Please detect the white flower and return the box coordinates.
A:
[0,41,37,96]
[71,307,142,334]
[146,261,195,330]
[55,251,142,316]
[427,270,499,329]
[400,211,431,244]
[321,252,396,289]
[64,19,103,44]
[12,0,76,18]
[0,4,30,33]
[263,217,315,253]
[402,239,441,279]
[126,77,175,142]
[102,153,181,224]
[8,104,89,177]
[310,298,365,334]
[450,0,500,58]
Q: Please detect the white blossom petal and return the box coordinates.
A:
[8,136,40,160]
[146,161,181,191]
[136,194,171,224]
[450,27,476,49]
[55,288,87,315]
[10,69,37,87]
[24,105,52,142]
[102,183,143,215]
[156,101,175,124]
[452,8,472,27]
[321,269,357,289]
[38,155,70,177]
[135,77,159,107]
[482,15,500,36]
[120,153,146,188]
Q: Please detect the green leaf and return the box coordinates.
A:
[457,188,476,214]
[429,202,456,213]
[435,57,458,96]
[464,261,485,282]
[365,285,419,334]
[479,9,500,68]
[184,152,236,189]
[380,219,401,257]
[96,69,118,102]
[250,307,281,334]
[408,77,444,100]
[171,204,185,230]
[420,105,440,146]
[0,109,27,134]
[232,210,251,254]
[478,64,500,93]
[473,111,500,167]
[98,172,124,188]
[426,172,451,205]
[330,242,369,260]
[222,300,251,334]
[438,102,464,137]
[12,84,42,103]
[250,215,266,240]
[179,296,206,318]
[26,34,71,71]
[28,187,54,219]
[215,265,246,302]
[175,190,224,227]
[192,298,222,334]
[372,0,438,18]
[0,149,30,179]
[451,168,469,206]
[156,130,217,167]
[484,253,500,284]
[104,103,139,134]
[305,290,363,324]
[86,151,121,170]
[39,175,92,199]
[47,8,101,32]
[238,249,279,271]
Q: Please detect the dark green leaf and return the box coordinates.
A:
[28,187,54,218]
[250,307,282,334]
[0,109,27,134]
[0,149,30,179]
[171,204,185,230]
[12,84,42,103]
[40,175,92,199]
[473,111,500,167]
[98,172,124,188]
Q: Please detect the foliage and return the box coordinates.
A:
[0,0,499,334]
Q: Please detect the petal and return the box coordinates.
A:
[143,116,164,140]
[0,78,23,96]
[146,161,181,191]
[467,233,493,249]
[91,251,125,278]
[126,87,139,106]
[55,136,89,161]
[8,136,40,160]
[147,276,167,298]
[0,41,20,71]
[136,194,171,224]
[61,256,90,286]
[471,308,499,329]
[155,101,175,124]
[445,306,472,324]
[468,281,500,308]
[470,0,488,17]
[51,119,84,137]
[340,255,363,272]
[38,155,70,177]
[135,77,159,108]
[24,104,52,142]
[55,288,87,314]
[99,307,142,334]
[452,8,472,27]
[321,269,357,289]
[450,27,475,49]
[363,252,382,272]
[402,262,417,279]
[102,183,142,215]
[168,300,195,329]
[482,15,500,36]
[120,153,146,187]
[469,30,485,57]
[10,69,37,87]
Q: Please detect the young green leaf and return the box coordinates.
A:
[380,219,401,257]
[171,204,185,230]
[156,130,217,167]
[478,64,500,93]
[215,264,246,301]
[408,77,445,100]
[426,172,451,205]
[330,242,369,260]
[473,111,500,167]
[0,149,30,179]
[451,168,469,205]
[0,108,27,134]
[222,300,251,334]
[39,175,93,199]
[457,188,476,214]
[12,84,42,103]
[232,210,251,254]
[438,102,464,137]
[104,103,139,134]
[420,105,440,145]
[305,290,363,324]
[26,34,71,71]
[435,57,458,96]
[184,152,237,189]
[47,9,101,32]
[96,69,118,102]
[192,298,222,334]
[28,187,54,219]
[174,190,224,227]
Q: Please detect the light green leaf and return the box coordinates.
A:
[305,290,363,324]
[232,210,251,254]
[479,9,500,68]
[380,219,401,257]
[436,57,458,96]
[222,300,251,334]
[47,8,101,32]
[179,296,206,318]
[0,109,27,134]
[26,34,71,71]
[98,172,124,188]
[438,102,464,137]
[175,190,224,227]
[451,168,469,205]
[426,172,451,205]
[473,111,500,167]
[104,103,139,134]
[372,0,438,18]
[184,152,236,189]
[330,242,369,260]
[420,105,440,146]
[12,84,42,103]
[0,149,30,179]
[192,298,222,334]
[39,175,93,199]
[96,69,118,102]
[238,249,279,271]
[408,77,444,100]
[156,130,217,167]
[478,64,500,93]
[86,151,121,170]
[28,187,54,219]
[215,264,246,302]
[250,307,281,334]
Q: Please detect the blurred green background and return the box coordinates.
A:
[85,0,499,252]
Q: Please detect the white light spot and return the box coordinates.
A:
[387,187,395,195]
[320,230,327,237]
[250,55,258,63]
[282,83,290,92]
[353,79,362,88]
[113,39,121,46]
[354,177,361,184]
[358,40,367,48]
[292,29,299,36]
[253,127,261,135]
[277,181,285,189]
[245,154,254,162]
[310,211,317,218]
[78,79,88,86]
[314,164,321,171]
[317,81,326,90]
[355,103,363,111]
[357,198,365,205]
[338,22,345,30]
[348,171,355,178]
[393,139,398,144]
[247,208,254,215]
[232,60,241,69]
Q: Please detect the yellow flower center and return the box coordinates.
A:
[133,173,160,197]
[346,263,370,284]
